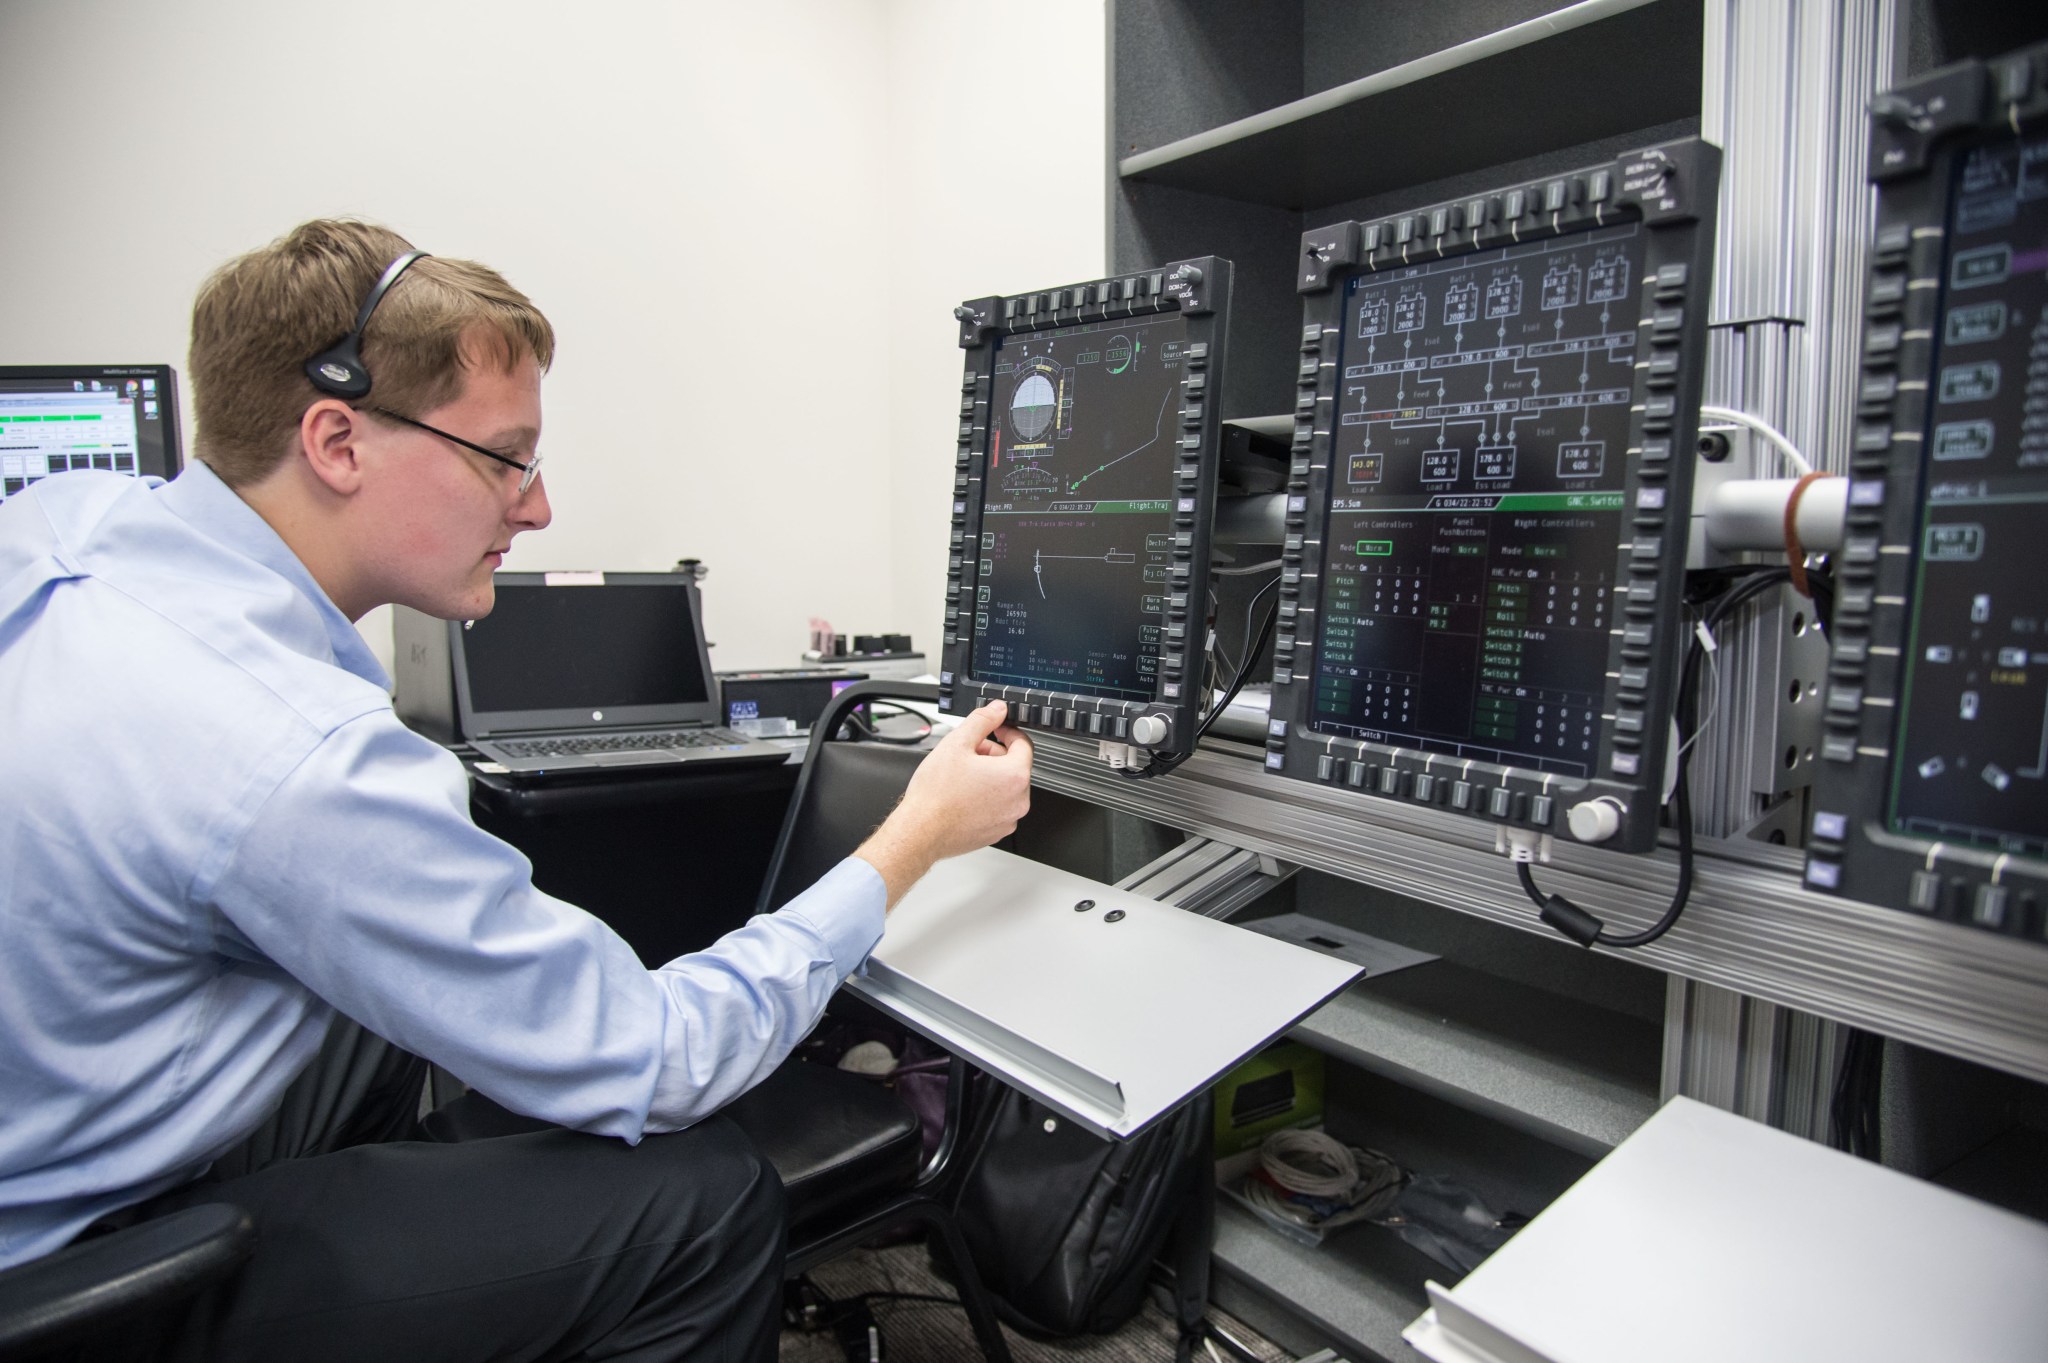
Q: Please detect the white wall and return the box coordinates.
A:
[0,0,1105,675]
[879,1,1108,661]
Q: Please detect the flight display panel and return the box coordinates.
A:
[1269,139,1721,853]
[1802,44,2048,940]
[1884,126,2048,858]
[971,311,1189,702]
[938,258,1231,757]
[1309,222,1647,777]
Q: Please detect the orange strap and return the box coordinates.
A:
[1784,471,1840,597]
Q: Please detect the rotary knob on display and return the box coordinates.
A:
[1566,797,1626,844]
[1130,714,1169,746]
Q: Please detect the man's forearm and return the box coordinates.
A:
[853,818,940,910]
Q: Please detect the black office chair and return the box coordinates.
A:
[721,680,1014,1363]
[0,1202,255,1362]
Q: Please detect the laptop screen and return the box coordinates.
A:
[455,574,715,732]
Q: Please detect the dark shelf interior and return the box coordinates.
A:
[1120,0,1702,212]
[1932,1126,2048,1226]
[1298,958,1662,1156]
[1212,1064,1604,1362]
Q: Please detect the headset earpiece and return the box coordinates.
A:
[302,249,431,399]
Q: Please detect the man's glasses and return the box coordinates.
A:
[370,407,543,493]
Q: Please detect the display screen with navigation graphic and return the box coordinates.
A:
[1307,222,1647,777]
[970,311,1190,702]
[1886,127,2048,857]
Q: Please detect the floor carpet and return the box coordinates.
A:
[779,1240,1295,1363]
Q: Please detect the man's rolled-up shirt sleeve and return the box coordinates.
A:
[205,712,887,1140]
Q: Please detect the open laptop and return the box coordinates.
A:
[449,572,788,777]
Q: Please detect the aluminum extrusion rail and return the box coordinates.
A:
[1031,733,2048,1084]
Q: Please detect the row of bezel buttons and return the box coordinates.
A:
[1366,167,1623,255]
[1813,219,1937,773]
[951,679,1167,741]
[1306,748,1566,828]
[1600,260,1695,777]
[1002,278,1179,330]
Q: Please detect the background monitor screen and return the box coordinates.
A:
[969,311,1190,702]
[1308,222,1648,778]
[0,365,181,502]
[1885,126,2048,857]
[463,582,710,715]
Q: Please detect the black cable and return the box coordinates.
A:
[1518,565,1814,949]
[1830,1027,1884,1161]
[1229,573,1283,697]
[1119,579,1280,782]
[1806,564,1835,637]
[843,701,932,746]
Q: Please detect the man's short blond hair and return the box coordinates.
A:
[188,220,555,487]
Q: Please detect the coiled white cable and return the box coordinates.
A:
[1239,1128,1405,1234]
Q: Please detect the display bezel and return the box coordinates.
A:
[1264,140,1721,854]
[1803,45,2048,943]
[935,258,1232,756]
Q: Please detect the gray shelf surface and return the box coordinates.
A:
[1117,0,1701,211]
[1028,733,2048,1086]
[1294,960,1661,1157]
[1212,1199,1437,1363]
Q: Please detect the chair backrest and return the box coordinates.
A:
[756,681,936,915]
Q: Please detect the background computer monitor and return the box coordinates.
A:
[1803,43,2048,942]
[1263,139,1722,853]
[0,364,182,502]
[936,258,1233,757]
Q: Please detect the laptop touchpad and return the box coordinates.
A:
[592,750,674,766]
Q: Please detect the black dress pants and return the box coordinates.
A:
[88,1019,786,1363]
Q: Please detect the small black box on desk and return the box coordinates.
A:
[716,668,867,736]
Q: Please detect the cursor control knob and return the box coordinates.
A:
[1130,714,1169,746]
[1566,796,1626,844]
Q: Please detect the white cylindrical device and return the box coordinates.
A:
[1703,477,1849,554]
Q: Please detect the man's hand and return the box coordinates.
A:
[854,701,1033,907]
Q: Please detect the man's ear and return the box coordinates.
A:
[298,400,370,495]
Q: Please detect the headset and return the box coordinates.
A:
[302,250,432,400]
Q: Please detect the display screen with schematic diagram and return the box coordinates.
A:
[935,259,1233,759]
[1803,44,2048,943]
[1263,140,1722,854]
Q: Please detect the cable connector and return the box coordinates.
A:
[1495,826,1552,864]
[1098,740,1143,770]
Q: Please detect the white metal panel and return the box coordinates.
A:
[848,846,1364,1140]
[1405,1097,2048,1363]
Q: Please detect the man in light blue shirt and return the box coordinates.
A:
[0,220,1032,1362]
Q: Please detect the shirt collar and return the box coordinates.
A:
[157,459,392,691]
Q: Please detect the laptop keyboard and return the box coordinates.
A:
[495,728,749,758]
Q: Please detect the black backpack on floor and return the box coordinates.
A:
[949,1084,1210,1338]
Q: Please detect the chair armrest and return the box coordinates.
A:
[0,1203,255,1359]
